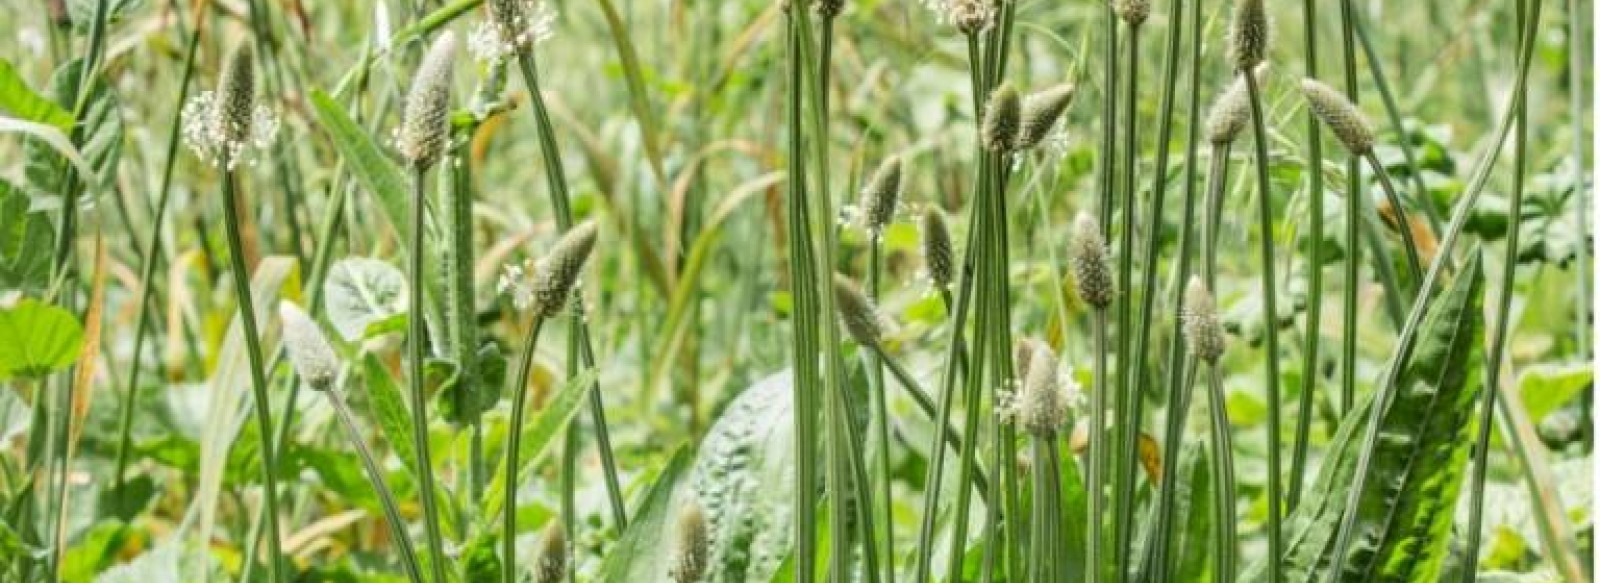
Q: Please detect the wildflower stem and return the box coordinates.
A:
[408,168,450,583]
[1289,0,1326,513]
[113,0,208,491]
[1337,0,1362,417]
[511,50,629,531]
[1027,433,1063,583]
[503,316,547,583]
[1111,21,1143,579]
[1088,308,1109,583]
[867,233,894,580]
[1241,69,1284,583]
[222,162,285,583]
[1462,0,1531,578]
[1204,363,1237,583]
[328,386,426,583]
[781,7,819,581]
[1362,152,1425,282]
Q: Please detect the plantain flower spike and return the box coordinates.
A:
[982,83,1022,153]
[474,0,557,63]
[397,32,458,170]
[1019,341,1067,435]
[529,221,599,319]
[1227,0,1269,73]
[1205,64,1269,146]
[1116,0,1151,27]
[532,522,566,583]
[859,156,903,233]
[279,301,339,391]
[182,42,278,169]
[833,273,885,347]
[1300,78,1376,155]
[1017,83,1076,150]
[671,500,710,583]
[1070,212,1115,309]
[814,0,845,19]
[1182,276,1227,363]
[921,207,955,290]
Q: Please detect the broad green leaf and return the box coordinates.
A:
[24,59,121,199]
[60,520,127,583]
[1517,363,1590,425]
[0,116,101,189]
[0,179,54,292]
[308,90,413,243]
[479,368,599,524]
[686,372,797,582]
[324,257,407,341]
[1255,254,1485,582]
[597,447,692,583]
[0,297,85,380]
[360,353,421,478]
[436,341,506,426]
[0,59,73,130]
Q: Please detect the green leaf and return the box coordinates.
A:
[0,59,73,130]
[0,297,85,380]
[324,257,407,342]
[1256,253,1485,582]
[24,59,121,199]
[308,90,413,243]
[597,447,692,583]
[436,341,506,426]
[479,368,598,524]
[0,179,54,292]
[685,372,798,582]
[360,354,421,479]
[1517,363,1591,425]
[60,520,127,583]
[65,0,146,33]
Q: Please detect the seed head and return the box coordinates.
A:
[1300,78,1375,155]
[1182,276,1226,363]
[1017,84,1076,150]
[1012,337,1050,382]
[814,0,845,18]
[920,208,955,289]
[1206,76,1252,146]
[182,43,278,169]
[833,274,885,347]
[532,522,566,583]
[1116,0,1151,26]
[981,83,1022,153]
[279,301,340,391]
[858,156,902,232]
[1069,212,1114,309]
[530,221,599,318]
[397,32,458,170]
[473,0,557,63]
[1018,341,1068,435]
[1227,0,1269,72]
[671,500,710,583]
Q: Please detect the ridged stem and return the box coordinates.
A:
[328,388,425,583]
[1204,364,1237,583]
[782,8,819,581]
[867,233,893,580]
[1241,71,1283,583]
[1337,0,1362,417]
[1088,308,1109,583]
[502,316,546,583]
[1363,154,1424,282]
[223,164,285,583]
[408,168,449,583]
[1289,0,1325,512]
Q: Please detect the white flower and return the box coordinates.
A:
[497,258,538,310]
[181,90,279,170]
[920,0,996,33]
[470,1,557,63]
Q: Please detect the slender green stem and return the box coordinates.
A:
[1337,0,1363,418]
[782,8,819,581]
[409,168,449,583]
[1461,2,1530,578]
[113,1,207,490]
[1111,22,1145,580]
[879,350,987,494]
[1289,0,1326,513]
[1242,71,1284,583]
[1088,308,1109,583]
[1027,434,1062,583]
[1349,5,1445,231]
[512,51,629,531]
[867,234,893,580]
[328,388,425,583]
[222,164,285,583]
[1204,364,1237,583]
[502,317,546,583]
[1362,154,1426,283]
[946,157,993,583]
[1326,0,1543,574]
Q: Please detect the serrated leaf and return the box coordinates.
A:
[1256,254,1485,582]
[0,297,84,380]
[0,59,72,130]
[685,372,797,582]
[324,257,407,341]
[597,447,692,583]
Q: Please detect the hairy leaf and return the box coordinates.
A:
[0,297,84,380]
